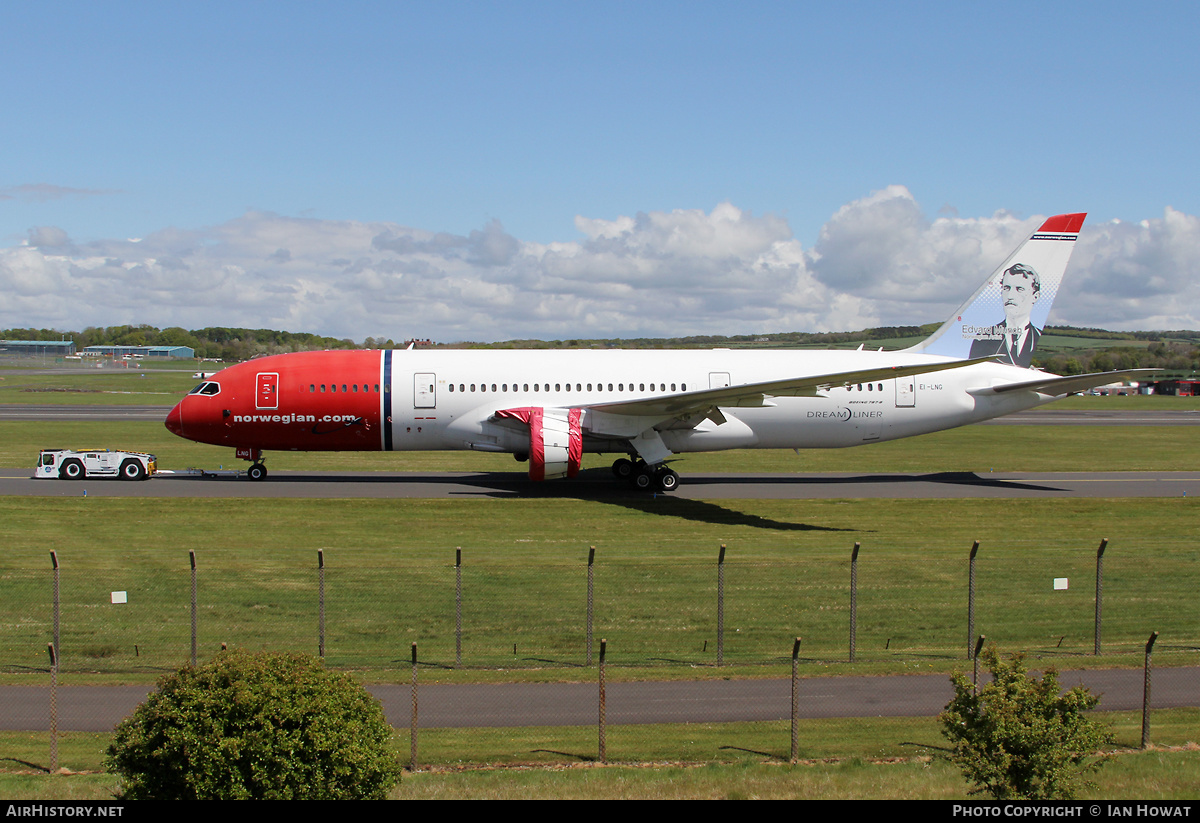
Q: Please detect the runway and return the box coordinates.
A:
[3,468,1198,500]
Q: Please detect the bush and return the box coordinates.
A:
[106,649,402,799]
[939,646,1114,800]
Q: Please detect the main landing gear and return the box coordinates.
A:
[611,458,680,493]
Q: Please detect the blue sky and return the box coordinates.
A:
[2,2,1198,341]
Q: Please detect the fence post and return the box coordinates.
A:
[598,638,607,764]
[49,552,59,666]
[455,548,462,668]
[48,643,58,773]
[717,544,726,667]
[318,550,325,659]
[586,547,595,666]
[411,642,419,769]
[189,550,197,667]
[967,540,979,660]
[849,542,860,663]
[1094,538,1108,655]
[1142,631,1158,749]
[790,637,801,763]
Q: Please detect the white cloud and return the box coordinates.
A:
[2,194,1198,340]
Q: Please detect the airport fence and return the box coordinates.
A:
[2,539,1194,675]
[2,538,1196,770]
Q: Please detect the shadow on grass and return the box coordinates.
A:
[531,749,596,762]
[161,466,1066,531]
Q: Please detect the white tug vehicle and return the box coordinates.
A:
[35,449,157,481]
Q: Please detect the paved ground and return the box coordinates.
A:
[4,468,1198,499]
[4,667,1196,731]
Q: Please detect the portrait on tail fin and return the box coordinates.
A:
[907,213,1084,364]
[967,262,1042,367]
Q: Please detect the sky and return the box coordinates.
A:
[2,1,1198,343]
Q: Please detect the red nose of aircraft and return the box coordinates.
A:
[165,402,183,437]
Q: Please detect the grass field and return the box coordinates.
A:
[1,496,1195,678]
[1,395,1196,798]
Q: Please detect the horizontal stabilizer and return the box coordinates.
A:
[968,369,1158,397]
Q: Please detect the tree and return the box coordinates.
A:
[106,649,402,799]
[939,646,1113,800]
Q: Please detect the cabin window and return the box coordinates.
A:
[309,384,315,393]
[449,384,455,392]
[321,384,326,393]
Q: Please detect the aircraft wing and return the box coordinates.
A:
[968,369,1158,397]
[584,356,997,418]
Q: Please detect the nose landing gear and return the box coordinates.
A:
[236,447,268,481]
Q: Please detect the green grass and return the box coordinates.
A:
[0,368,198,405]
[0,497,1195,676]
[1,410,1196,798]
[3,710,1197,799]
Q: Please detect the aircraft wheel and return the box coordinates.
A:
[632,470,654,491]
[119,459,145,481]
[247,463,268,481]
[60,459,84,480]
[612,458,635,480]
[656,468,680,492]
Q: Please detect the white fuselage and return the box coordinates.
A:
[381,348,1048,456]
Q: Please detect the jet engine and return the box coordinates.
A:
[494,407,582,480]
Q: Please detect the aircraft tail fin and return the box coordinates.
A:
[907,213,1086,367]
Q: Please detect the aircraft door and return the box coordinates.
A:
[414,373,436,409]
[709,372,731,389]
[256,372,279,410]
[896,376,916,408]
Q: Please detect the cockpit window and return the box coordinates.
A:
[188,381,221,396]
